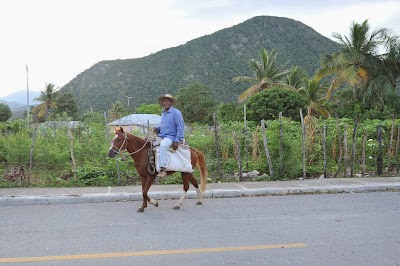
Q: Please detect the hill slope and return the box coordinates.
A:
[61,16,341,113]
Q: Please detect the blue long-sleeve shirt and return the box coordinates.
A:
[156,106,185,142]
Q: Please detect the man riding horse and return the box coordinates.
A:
[108,93,207,212]
[153,94,185,178]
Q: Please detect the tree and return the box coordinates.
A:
[317,20,400,115]
[316,20,387,103]
[0,103,12,122]
[232,49,292,102]
[284,66,308,89]
[52,93,79,120]
[30,83,59,183]
[81,111,104,124]
[175,83,217,124]
[381,32,400,88]
[22,106,35,120]
[32,83,59,122]
[134,103,162,115]
[246,87,307,122]
[362,31,400,110]
[297,78,330,160]
[108,101,127,122]
[298,77,330,118]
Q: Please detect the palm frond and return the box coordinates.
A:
[238,84,262,103]
[232,76,258,84]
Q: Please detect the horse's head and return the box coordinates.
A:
[108,127,128,158]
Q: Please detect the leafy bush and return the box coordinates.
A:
[247,88,308,122]
[217,103,244,123]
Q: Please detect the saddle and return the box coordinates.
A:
[150,137,193,173]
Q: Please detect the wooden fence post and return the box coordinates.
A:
[68,128,77,180]
[343,124,348,177]
[213,113,222,177]
[233,131,243,181]
[28,122,39,185]
[396,126,400,173]
[103,111,110,141]
[377,125,383,175]
[359,123,367,177]
[350,119,358,177]
[243,104,249,171]
[388,117,395,173]
[278,112,284,176]
[299,109,306,179]
[323,120,327,178]
[333,118,343,178]
[261,119,274,179]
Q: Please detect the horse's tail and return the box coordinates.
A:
[195,149,208,193]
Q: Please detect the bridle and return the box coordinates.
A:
[110,132,151,155]
[109,133,128,155]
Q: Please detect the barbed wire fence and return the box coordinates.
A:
[1,109,400,186]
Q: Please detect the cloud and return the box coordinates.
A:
[0,0,399,97]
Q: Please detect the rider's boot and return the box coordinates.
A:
[157,167,167,178]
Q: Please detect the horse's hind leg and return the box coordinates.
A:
[147,196,158,207]
[173,173,190,210]
[173,190,187,210]
[188,174,203,205]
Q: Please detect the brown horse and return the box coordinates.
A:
[108,127,208,212]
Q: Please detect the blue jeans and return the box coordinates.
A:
[159,138,173,169]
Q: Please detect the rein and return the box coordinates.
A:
[120,133,151,155]
[127,138,149,155]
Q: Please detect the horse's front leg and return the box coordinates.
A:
[147,174,158,208]
[137,175,147,212]
[138,174,157,212]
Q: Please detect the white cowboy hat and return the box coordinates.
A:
[158,94,177,106]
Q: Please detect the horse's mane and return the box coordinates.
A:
[126,132,151,147]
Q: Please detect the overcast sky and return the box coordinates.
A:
[1,0,399,98]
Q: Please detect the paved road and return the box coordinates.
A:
[1,177,400,206]
[0,192,399,265]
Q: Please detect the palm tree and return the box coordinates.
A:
[298,77,330,164]
[32,83,59,122]
[381,31,400,88]
[316,20,386,101]
[298,77,330,118]
[232,49,292,102]
[29,83,59,183]
[285,66,308,90]
[363,71,396,110]
[108,101,127,122]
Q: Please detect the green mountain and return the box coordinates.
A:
[61,16,341,113]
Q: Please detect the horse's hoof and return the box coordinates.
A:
[173,206,180,210]
[155,202,159,207]
[196,202,203,205]
[137,208,144,212]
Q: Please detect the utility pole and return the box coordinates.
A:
[126,96,134,107]
[26,65,30,123]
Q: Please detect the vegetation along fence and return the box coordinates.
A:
[1,111,399,188]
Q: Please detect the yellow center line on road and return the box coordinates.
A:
[0,243,306,263]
